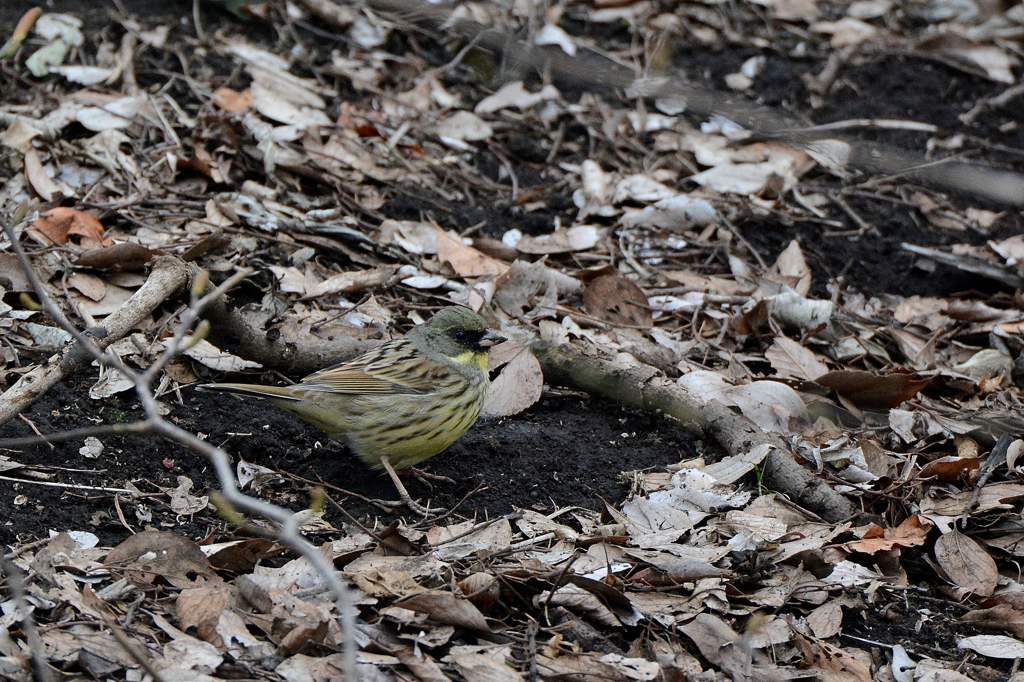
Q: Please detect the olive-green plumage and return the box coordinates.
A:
[202,307,503,470]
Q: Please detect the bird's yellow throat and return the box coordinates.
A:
[451,350,490,372]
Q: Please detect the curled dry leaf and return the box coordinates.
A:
[516,225,603,254]
[583,272,652,328]
[934,528,997,597]
[957,634,1024,659]
[481,347,543,418]
[844,515,932,554]
[29,207,111,248]
[24,148,63,201]
[918,455,980,482]
[76,242,157,271]
[183,339,263,372]
[301,264,398,300]
[815,369,931,409]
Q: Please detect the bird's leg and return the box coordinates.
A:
[380,456,447,516]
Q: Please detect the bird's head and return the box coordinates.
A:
[410,307,505,369]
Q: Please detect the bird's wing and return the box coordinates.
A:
[299,339,437,395]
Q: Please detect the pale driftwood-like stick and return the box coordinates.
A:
[0,255,191,427]
[532,341,858,522]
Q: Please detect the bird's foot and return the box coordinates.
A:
[379,457,448,517]
[409,467,456,486]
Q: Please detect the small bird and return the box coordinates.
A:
[201,306,505,514]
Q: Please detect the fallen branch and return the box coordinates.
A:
[532,341,857,522]
[203,297,371,375]
[0,255,190,428]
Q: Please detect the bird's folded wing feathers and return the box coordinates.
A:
[300,340,436,395]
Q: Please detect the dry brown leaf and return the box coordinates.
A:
[444,645,521,682]
[935,528,997,597]
[815,369,931,409]
[301,264,398,300]
[958,634,1024,659]
[774,240,811,296]
[105,531,219,589]
[24,148,63,201]
[583,273,652,328]
[918,456,980,482]
[962,593,1024,639]
[176,584,232,646]
[76,242,157,271]
[807,601,843,639]
[765,337,828,380]
[794,633,873,681]
[395,591,490,632]
[67,272,106,302]
[29,207,111,248]
[481,348,543,418]
[436,228,508,278]
[535,652,658,680]
[844,515,932,555]
[213,86,252,113]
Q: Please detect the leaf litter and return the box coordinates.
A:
[1,0,1024,679]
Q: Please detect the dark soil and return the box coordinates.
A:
[2,1,1021,676]
[0,374,696,546]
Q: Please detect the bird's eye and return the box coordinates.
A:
[452,329,468,341]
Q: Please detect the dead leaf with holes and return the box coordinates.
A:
[28,207,112,249]
[105,530,219,589]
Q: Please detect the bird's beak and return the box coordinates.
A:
[479,330,506,348]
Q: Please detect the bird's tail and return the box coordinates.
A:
[197,383,304,402]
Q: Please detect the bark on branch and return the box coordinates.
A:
[203,298,372,375]
[0,256,191,427]
[532,341,857,522]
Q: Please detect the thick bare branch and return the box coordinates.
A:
[203,296,372,374]
[532,340,858,522]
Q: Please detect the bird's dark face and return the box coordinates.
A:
[412,307,506,366]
